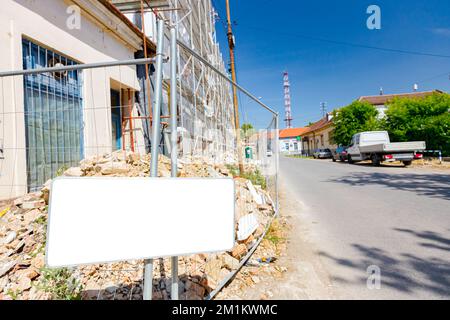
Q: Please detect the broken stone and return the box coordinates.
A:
[63,167,83,177]
[222,254,240,271]
[251,276,260,284]
[231,244,248,260]
[24,209,41,225]
[99,162,130,175]
[15,276,32,291]
[2,231,17,245]
[21,200,45,210]
[13,197,24,207]
[25,269,40,280]
[31,254,45,269]
[204,257,222,282]
[126,153,141,164]
[0,260,16,277]
[185,280,206,298]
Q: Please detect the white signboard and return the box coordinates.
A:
[46,177,235,267]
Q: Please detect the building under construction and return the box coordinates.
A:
[0,0,236,200]
[116,0,236,162]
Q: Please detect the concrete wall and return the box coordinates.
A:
[0,0,143,200]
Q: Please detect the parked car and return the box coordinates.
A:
[313,148,332,159]
[346,131,425,166]
[332,146,348,162]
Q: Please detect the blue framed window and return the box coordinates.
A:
[22,38,84,191]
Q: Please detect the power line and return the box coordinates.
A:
[241,25,450,59]
[418,71,450,83]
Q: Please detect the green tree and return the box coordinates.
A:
[241,123,254,134]
[241,123,255,142]
[331,101,380,146]
[384,93,450,155]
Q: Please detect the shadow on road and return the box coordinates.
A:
[395,228,450,253]
[327,172,450,201]
[317,228,450,297]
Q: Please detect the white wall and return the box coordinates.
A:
[0,0,143,200]
[375,104,387,118]
[279,138,302,153]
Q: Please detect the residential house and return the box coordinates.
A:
[358,90,443,118]
[279,127,308,154]
[301,114,336,155]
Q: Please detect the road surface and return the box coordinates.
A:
[279,156,450,299]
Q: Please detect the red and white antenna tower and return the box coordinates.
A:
[283,71,293,128]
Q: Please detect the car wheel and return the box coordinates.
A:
[403,160,412,166]
[348,155,354,164]
[371,154,381,166]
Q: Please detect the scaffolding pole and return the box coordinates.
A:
[169,16,179,301]
[143,18,165,301]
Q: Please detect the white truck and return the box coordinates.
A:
[346,131,426,166]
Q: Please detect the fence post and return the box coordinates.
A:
[170,20,179,300]
[143,17,165,301]
[275,113,279,214]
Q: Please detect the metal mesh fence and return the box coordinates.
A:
[0,26,279,300]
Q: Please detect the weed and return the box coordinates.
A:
[55,165,69,177]
[265,219,284,245]
[241,168,267,190]
[35,267,83,300]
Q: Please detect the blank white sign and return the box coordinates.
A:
[46,177,235,267]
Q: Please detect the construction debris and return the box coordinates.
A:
[0,150,276,300]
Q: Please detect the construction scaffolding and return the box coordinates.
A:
[118,0,237,164]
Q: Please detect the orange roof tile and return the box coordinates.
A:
[279,127,309,138]
[302,116,333,135]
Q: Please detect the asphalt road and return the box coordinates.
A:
[280,156,450,299]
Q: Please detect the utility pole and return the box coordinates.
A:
[226,0,245,174]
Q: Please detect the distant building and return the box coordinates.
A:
[279,127,308,154]
[301,114,336,155]
[358,90,443,118]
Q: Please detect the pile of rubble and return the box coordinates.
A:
[0,150,276,300]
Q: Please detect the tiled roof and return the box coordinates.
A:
[279,127,309,138]
[358,90,442,105]
[303,116,333,135]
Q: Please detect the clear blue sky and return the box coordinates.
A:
[212,0,450,128]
